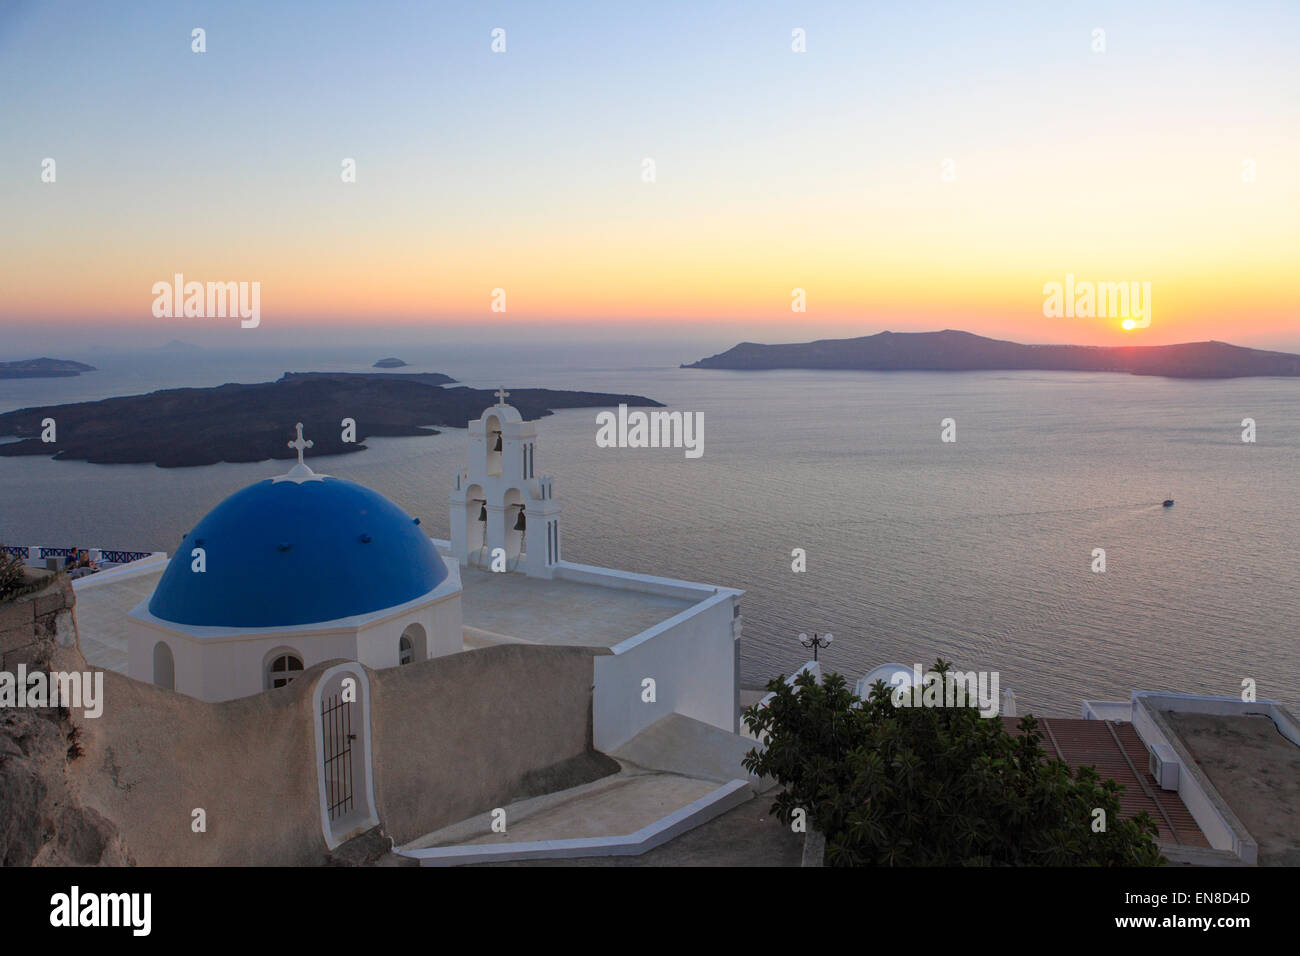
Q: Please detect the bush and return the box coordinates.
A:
[0,547,26,602]
[742,660,1164,866]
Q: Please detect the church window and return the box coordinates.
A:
[399,635,413,665]
[268,652,304,689]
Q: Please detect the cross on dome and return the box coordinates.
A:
[288,422,313,466]
[494,387,510,405]
[274,422,326,483]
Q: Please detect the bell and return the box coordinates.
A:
[477,504,487,522]
[513,508,526,532]
[492,433,502,452]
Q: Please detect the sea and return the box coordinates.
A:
[2,343,1297,716]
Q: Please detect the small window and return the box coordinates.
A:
[268,652,304,689]
[399,635,413,666]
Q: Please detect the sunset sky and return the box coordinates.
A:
[2,0,1297,351]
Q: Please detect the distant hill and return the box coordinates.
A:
[155,339,203,352]
[373,357,408,368]
[683,330,1300,379]
[0,372,661,467]
[0,357,97,379]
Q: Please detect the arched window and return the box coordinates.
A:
[399,623,426,664]
[267,651,304,689]
[153,641,174,690]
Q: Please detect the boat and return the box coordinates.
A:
[1162,499,1175,508]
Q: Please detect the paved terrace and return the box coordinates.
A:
[72,564,165,674]
[72,559,697,673]
[458,565,692,649]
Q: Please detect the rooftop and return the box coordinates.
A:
[1163,711,1300,866]
[72,547,699,672]
[457,565,692,650]
[1004,716,1210,850]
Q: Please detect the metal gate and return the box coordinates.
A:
[320,693,355,821]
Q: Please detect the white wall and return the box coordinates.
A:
[592,592,739,752]
[355,590,461,669]
[126,555,464,701]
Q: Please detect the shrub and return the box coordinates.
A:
[742,659,1164,866]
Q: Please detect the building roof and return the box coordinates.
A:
[1163,711,1300,865]
[457,565,693,649]
[1004,716,1209,848]
[147,474,447,628]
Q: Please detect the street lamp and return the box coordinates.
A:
[798,631,833,662]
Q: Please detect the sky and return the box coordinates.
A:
[1,0,1297,352]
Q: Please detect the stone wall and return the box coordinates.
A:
[5,576,618,864]
[1,572,130,865]
[369,643,616,845]
[71,664,326,866]
[0,571,77,673]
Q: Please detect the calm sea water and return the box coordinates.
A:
[2,345,1297,716]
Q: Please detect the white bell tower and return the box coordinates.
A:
[449,389,562,578]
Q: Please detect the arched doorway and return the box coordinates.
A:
[313,663,379,849]
[152,641,174,690]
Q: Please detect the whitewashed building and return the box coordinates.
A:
[125,427,462,701]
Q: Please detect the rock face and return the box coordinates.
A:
[0,574,132,866]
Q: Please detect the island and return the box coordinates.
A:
[0,357,97,379]
[0,372,662,468]
[683,330,1300,379]
[373,357,408,368]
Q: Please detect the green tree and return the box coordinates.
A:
[743,660,1164,866]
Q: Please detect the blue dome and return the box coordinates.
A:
[149,475,446,628]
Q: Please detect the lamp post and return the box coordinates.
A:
[798,631,833,662]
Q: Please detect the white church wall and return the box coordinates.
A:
[128,613,360,702]
[592,591,740,752]
[125,553,463,701]
[554,561,730,602]
[217,632,360,701]
[427,594,463,658]
[354,592,459,669]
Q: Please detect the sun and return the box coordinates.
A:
[1121,319,1137,331]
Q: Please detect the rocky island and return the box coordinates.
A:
[373,357,408,368]
[0,372,662,467]
[684,330,1300,379]
[0,357,97,379]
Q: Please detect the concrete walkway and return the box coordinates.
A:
[400,714,769,854]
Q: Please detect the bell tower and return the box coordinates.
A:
[449,389,561,578]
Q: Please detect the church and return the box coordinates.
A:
[127,424,464,701]
[66,392,749,863]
